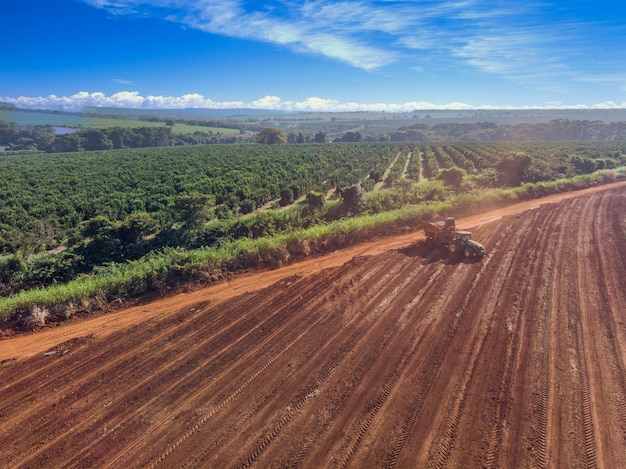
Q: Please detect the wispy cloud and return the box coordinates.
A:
[72,1,626,88]
[3,91,624,112]
[575,74,626,84]
[113,78,135,85]
[454,30,567,81]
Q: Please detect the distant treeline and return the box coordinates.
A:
[388,119,626,142]
[0,122,248,152]
[126,114,259,132]
[4,118,626,154]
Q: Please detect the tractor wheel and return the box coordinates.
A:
[449,243,457,254]
[464,247,473,258]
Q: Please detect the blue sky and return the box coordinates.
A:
[1,0,626,111]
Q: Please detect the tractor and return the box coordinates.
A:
[418,217,485,259]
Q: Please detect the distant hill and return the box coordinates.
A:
[4,105,626,127]
[81,107,626,124]
[82,106,296,120]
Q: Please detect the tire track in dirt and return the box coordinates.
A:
[510,195,600,469]
[577,190,626,466]
[0,299,221,435]
[3,285,303,466]
[172,254,410,464]
[12,266,357,469]
[425,213,535,469]
[574,194,602,468]
[349,262,448,468]
[0,287,290,431]
[508,201,564,469]
[594,190,626,444]
[328,260,456,469]
[314,263,477,468]
[284,262,449,469]
[352,221,512,468]
[218,246,470,468]
[2,184,626,469]
[481,202,563,469]
[204,255,429,468]
[328,215,521,468]
[74,261,380,469]
[136,254,403,468]
[489,201,562,469]
[343,217,518,468]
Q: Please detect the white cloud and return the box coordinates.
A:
[2,91,623,112]
[591,101,626,109]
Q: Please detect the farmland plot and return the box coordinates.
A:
[1,184,625,468]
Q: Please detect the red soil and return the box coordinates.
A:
[1,181,625,468]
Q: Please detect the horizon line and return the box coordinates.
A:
[1,92,626,113]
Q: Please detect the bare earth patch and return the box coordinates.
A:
[1,181,625,468]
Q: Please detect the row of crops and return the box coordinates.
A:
[1,140,625,317]
[2,141,625,255]
[419,141,624,185]
[0,143,400,251]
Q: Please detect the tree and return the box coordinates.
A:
[45,132,83,152]
[496,152,531,186]
[115,212,157,244]
[256,127,287,144]
[82,129,113,151]
[341,184,366,213]
[306,191,325,208]
[340,131,362,142]
[571,156,596,174]
[279,187,294,207]
[438,167,466,191]
[314,131,326,143]
[172,194,212,227]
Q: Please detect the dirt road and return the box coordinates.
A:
[1,181,625,468]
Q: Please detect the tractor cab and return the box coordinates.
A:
[456,231,472,243]
[452,231,485,258]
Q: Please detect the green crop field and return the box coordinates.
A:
[0,140,624,323]
[170,123,241,135]
[0,109,87,127]
[0,109,240,134]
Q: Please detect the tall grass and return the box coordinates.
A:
[0,170,621,324]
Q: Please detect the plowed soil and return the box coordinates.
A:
[2,182,626,468]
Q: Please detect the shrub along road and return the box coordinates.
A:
[1,181,625,467]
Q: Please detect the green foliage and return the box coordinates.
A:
[341,184,366,214]
[365,181,448,214]
[390,119,626,142]
[172,194,212,227]
[385,148,409,187]
[438,166,466,191]
[280,187,294,207]
[496,152,532,186]
[571,156,597,174]
[1,119,245,152]
[314,131,327,143]
[306,191,325,208]
[421,145,439,178]
[405,147,421,180]
[2,139,625,320]
[339,131,362,142]
[0,169,619,323]
[0,143,399,253]
[256,127,287,144]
